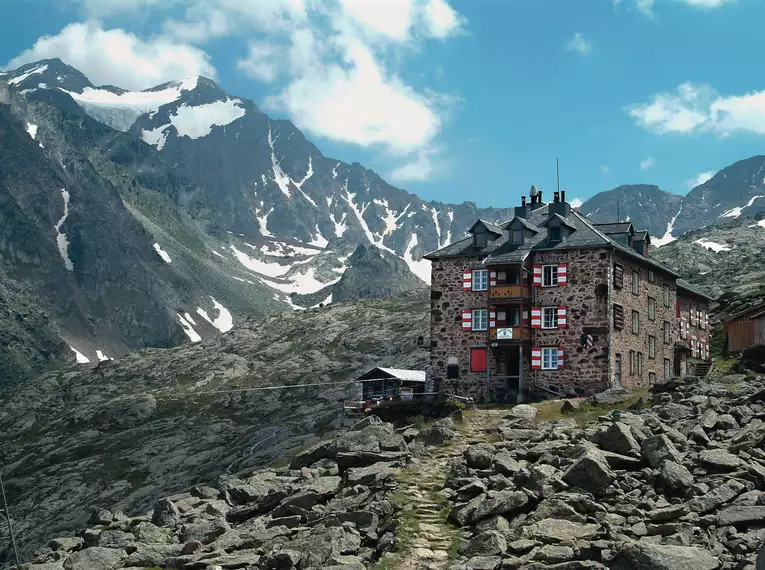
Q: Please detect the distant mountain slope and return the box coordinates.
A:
[652,213,765,320]
[0,292,428,559]
[579,184,682,239]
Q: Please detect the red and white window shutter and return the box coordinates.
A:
[489,307,497,328]
[533,265,542,287]
[462,310,472,331]
[558,264,568,286]
[463,270,472,291]
[557,306,567,328]
[531,307,542,328]
[689,308,696,326]
[704,312,709,329]
[557,346,564,368]
[489,270,497,286]
[531,348,542,369]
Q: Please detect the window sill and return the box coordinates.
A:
[541,326,558,330]
[541,284,558,288]
[472,288,488,292]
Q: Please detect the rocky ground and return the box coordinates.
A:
[442,375,765,569]
[21,415,459,570]
[0,293,428,561]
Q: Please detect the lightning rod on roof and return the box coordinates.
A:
[556,158,560,194]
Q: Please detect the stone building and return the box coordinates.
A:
[423,186,713,402]
[676,279,713,376]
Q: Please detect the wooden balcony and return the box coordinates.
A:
[489,326,531,342]
[489,284,530,300]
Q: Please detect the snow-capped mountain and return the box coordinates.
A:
[0,58,513,380]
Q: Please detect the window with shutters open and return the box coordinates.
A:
[614,264,624,289]
[613,303,624,330]
[542,307,558,329]
[542,265,558,287]
[472,269,488,291]
[542,347,558,370]
[472,309,488,331]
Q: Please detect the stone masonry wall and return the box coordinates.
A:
[430,257,492,400]
[611,253,676,390]
[678,293,711,357]
[529,248,611,396]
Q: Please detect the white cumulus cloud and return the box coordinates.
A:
[566,32,592,56]
[236,41,283,82]
[629,82,765,136]
[570,197,584,208]
[685,170,715,189]
[640,156,656,170]
[389,148,440,181]
[6,22,216,91]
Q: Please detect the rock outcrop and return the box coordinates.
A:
[443,374,765,569]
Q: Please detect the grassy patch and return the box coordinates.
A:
[712,357,738,376]
[534,389,651,426]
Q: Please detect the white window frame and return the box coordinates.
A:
[541,347,559,370]
[472,309,488,331]
[472,269,488,291]
[542,306,559,329]
[542,265,559,287]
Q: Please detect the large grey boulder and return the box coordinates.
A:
[151,498,181,528]
[463,530,507,556]
[612,541,720,570]
[591,388,631,406]
[62,547,127,570]
[493,451,522,475]
[689,479,746,513]
[464,444,495,469]
[525,518,600,543]
[599,422,640,456]
[717,505,765,525]
[506,404,539,422]
[470,490,529,523]
[563,448,615,495]
[660,460,694,490]
[698,448,741,470]
[641,435,682,468]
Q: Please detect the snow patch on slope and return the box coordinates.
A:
[403,233,431,284]
[694,238,732,253]
[70,346,90,364]
[749,219,765,228]
[8,64,48,86]
[55,188,74,271]
[141,99,246,147]
[720,195,765,219]
[309,225,329,248]
[261,268,341,295]
[230,245,290,277]
[153,243,172,263]
[331,212,348,237]
[268,127,292,198]
[255,204,274,237]
[344,185,394,253]
[209,297,233,332]
[96,350,113,362]
[26,123,38,139]
[653,207,682,248]
[178,313,202,342]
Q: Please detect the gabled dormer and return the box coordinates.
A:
[502,216,540,246]
[541,213,577,243]
[595,222,635,248]
[469,219,503,249]
[634,230,650,256]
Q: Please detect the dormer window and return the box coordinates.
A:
[549,227,562,242]
[474,231,487,248]
[511,230,523,244]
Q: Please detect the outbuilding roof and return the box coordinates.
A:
[356,367,426,383]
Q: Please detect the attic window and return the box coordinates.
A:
[511,230,523,244]
[549,227,561,242]
[474,231,487,248]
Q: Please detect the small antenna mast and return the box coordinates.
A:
[556,158,560,194]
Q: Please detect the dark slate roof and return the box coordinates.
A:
[423,203,680,278]
[677,278,715,301]
[541,213,577,231]
[634,230,650,242]
[595,222,634,235]
[470,219,504,236]
[504,216,540,233]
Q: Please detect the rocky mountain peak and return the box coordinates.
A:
[1,57,93,95]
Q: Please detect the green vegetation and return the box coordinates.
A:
[534,389,651,426]
[371,398,465,426]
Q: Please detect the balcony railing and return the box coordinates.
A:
[489,326,531,342]
[488,284,530,300]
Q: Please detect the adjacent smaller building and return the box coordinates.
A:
[355,367,426,400]
[675,279,714,376]
[724,302,765,353]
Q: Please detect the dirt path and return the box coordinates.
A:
[390,408,509,570]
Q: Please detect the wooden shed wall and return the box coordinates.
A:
[726,320,755,353]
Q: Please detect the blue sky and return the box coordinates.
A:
[2,0,765,207]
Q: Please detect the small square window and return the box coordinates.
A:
[549,227,561,242]
[474,232,487,248]
[542,347,559,370]
[632,310,640,334]
[472,269,488,291]
[472,309,488,331]
[542,307,558,329]
[511,230,524,244]
[542,265,559,287]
